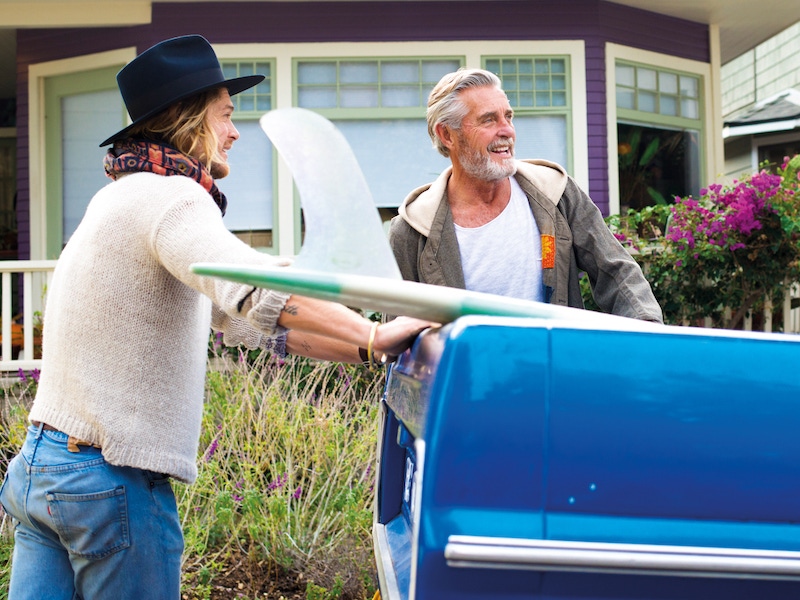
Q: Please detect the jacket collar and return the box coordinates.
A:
[399,158,568,237]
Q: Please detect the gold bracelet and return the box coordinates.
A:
[366,321,379,369]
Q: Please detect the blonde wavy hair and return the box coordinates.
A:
[125,87,224,172]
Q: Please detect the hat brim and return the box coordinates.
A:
[99,74,264,147]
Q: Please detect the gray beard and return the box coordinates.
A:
[458,139,517,181]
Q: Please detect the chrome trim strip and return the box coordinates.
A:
[373,524,402,600]
[445,536,800,580]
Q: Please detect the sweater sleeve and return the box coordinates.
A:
[150,179,292,336]
[210,304,288,356]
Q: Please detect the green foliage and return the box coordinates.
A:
[180,352,384,598]
[0,354,385,600]
[587,155,800,328]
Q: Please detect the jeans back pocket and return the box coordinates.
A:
[46,485,131,559]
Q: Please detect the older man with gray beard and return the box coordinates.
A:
[389,68,663,322]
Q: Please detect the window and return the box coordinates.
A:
[615,61,702,212]
[294,58,459,208]
[219,60,276,248]
[485,57,570,169]
[45,66,123,256]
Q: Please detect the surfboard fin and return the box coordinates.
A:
[260,108,402,280]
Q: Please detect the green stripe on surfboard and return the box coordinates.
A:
[191,262,640,327]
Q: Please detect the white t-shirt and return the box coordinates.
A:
[455,177,544,301]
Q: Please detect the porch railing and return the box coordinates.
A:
[0,260,57,372]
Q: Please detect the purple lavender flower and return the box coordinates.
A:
[204,438,219,462]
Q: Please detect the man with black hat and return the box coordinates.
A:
[0,35,431,599]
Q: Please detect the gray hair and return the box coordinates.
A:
[426,68,503,158]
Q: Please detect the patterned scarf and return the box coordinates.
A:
[103,139,227,216]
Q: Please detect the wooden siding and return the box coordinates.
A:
[14,0,709,258]
[722,21,800,117]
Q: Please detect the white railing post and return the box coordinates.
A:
[0,259,58,372]
[764,296,773,333]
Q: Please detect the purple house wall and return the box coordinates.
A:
[14,0,708,259]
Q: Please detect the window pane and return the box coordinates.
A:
[513,114,568,167]
[535,59,550,74]
[638,67,657,90]
[617,88,635,110]
[333,119,450,208]
[617,122,700,212]
[223,61,273,115]
[422,60,460,82]
[222,120,273,232]
[638,90,657,113]
[62,90,122,242]
[535,75,550,91]
[616,64,635,87]
[518,92,534,107]
[238,96,255,112]
[659,72,678,94]
[680,75,699,98]
[298,62,336,84]
[484,59,500,74]
[660,95,677,116]
[298,87,337,108]
[383,85,422,107]
[681,98,699,119]
[382,62,419,83]
[340,61,378,84]
[340,86,379,108]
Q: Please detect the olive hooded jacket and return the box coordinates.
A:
[389,159,663,323]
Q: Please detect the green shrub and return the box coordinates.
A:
[583,155,800,328]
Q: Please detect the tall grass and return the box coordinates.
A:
[0,354,385,600]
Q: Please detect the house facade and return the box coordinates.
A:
[721,20,800,180]
[6,0,722,263]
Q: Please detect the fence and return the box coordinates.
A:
[696,283,800,333]
[0,260,57,372]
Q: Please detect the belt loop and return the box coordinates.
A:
[35,420,45,439]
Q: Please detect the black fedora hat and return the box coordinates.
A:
[99,35,264,147]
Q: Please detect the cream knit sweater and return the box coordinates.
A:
[29,172,290,483]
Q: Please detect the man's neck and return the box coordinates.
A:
[447,168,512,228]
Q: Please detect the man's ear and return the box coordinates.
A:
[435,123,455,151]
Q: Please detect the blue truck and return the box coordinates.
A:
[373,315,800,599]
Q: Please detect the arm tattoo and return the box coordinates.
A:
[282,304,299,316]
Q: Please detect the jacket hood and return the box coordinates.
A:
[398,159,568,237]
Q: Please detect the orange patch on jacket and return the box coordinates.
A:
[541,234,555,269]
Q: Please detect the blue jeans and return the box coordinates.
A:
[0,424,184,600]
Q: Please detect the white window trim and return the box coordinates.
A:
[28,47,134,260]
[218,41,587,256]
[605,42,716,215]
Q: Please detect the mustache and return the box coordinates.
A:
[488,137,514,152]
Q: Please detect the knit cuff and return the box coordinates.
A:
[263,332,288,358]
